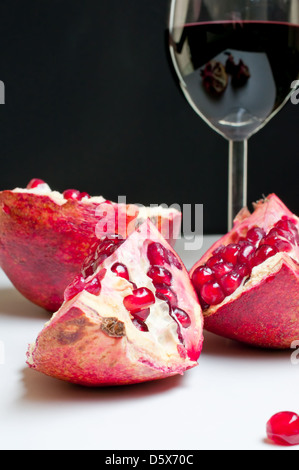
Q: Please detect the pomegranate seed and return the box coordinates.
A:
[81,253,97,278]
[222,244,240,265]
[131,308,150,322]
[192,266,215,289]
[123,288,155,313]
[172,307,191,328]
[270,226,293,240]
[275,219,299,244]
[147,242,168,266]
[251,244,278,267]
[206,254,223,269]
[260,233,292,253]
[246,226,266,245]
[234,263,251,278]
[212,261,234,280]
[80,192,91,199]
[147,243,182,270]
[95,237,124,260]
[147,266,172,286]
[200,281,225,306]
[63,189,82,201]
[212,245,225,256]
[166,249,183,270]
[111,263,130,281]
[27,178,46,189]
[238,242,255,265]
[64,275,85,301]
[132,318,149,332]
[267,412,299,446]
[155,284,178,307]
[273,226,297,245]
[220,271,243,296]
[85,276,102,296]
[198,295,210,311]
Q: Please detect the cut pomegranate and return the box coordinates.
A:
[267,412,299,446]
[201,60,228,95]
[190,194,299,349]
[0,180,181,311]
[27,220,203,386]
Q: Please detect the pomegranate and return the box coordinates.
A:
[26,220,203,386]
[190,194,299,349]
[0,180,181,312]
[225,54,251,87]
[201,60,228,95]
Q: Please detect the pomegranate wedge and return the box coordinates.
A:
[0,180,181,311]
[190,194,299,349]
[27,220,203,386]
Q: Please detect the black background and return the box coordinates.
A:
[0,0,298,234]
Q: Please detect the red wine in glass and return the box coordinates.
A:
[171,21,299,140]
[168,0,299,229]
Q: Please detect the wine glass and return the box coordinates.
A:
[168,0,299,229]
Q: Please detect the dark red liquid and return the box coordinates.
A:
[169,21,299,139]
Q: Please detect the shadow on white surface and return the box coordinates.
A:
[0,287,50,320]
[201,330,291,362]
[21,366,185,403]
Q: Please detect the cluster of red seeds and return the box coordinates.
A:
[192,217,298,310]
[69,237,192,335]
[122,242,191,334]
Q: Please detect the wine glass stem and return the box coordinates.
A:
[228,139,248,231]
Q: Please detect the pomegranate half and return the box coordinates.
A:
[190,194,299,349]
[26,220,203,386]
[0,180,181,312]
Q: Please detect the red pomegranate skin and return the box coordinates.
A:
[0,190,181,312]
[190,194,299,349]
[27,305,192,387]
[203,257,299,348]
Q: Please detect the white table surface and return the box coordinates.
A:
[0,235,298,451]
